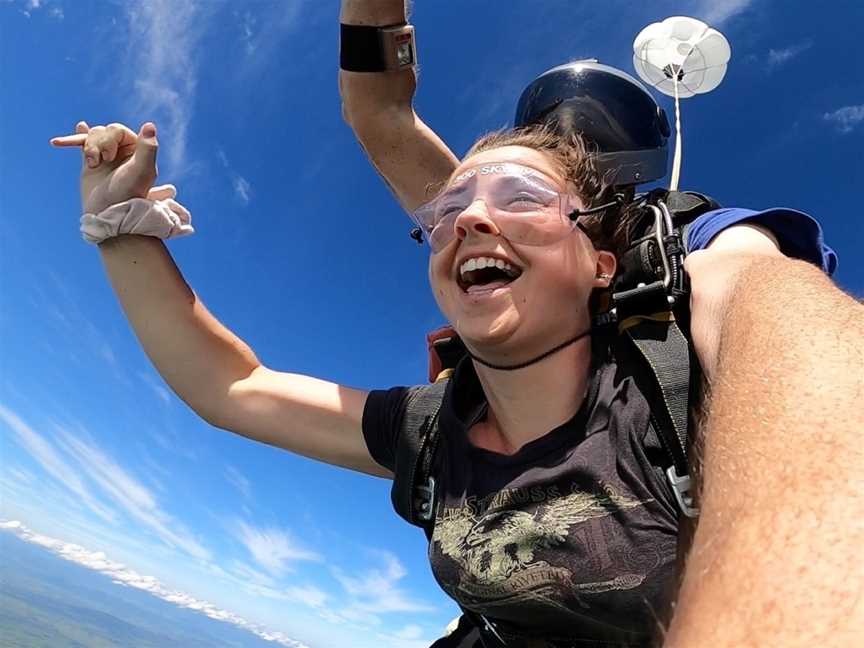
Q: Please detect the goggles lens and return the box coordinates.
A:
[410,163,579,252]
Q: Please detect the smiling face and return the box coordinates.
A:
[429,145,616,363]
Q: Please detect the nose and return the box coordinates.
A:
[453,199,501,241]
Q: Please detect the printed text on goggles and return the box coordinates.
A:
[409,162,595,253]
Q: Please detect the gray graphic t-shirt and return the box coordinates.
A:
[362,348,681,646]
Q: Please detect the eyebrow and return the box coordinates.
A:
[439,181,474,200]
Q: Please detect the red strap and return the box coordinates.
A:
[426,325,458,383]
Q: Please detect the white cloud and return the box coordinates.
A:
[137,370,173,406]
[0,404,116,523]
[232,2,306,73]
[0,521,310,648]
[690,0,753,25]
[823,104,864,134]
[217,147,253,205]
[56,429,211,561]
[235,521,321,576]
[233,176,252,204]
[7,466,37,485]
[0,403,209,562]
[240,11,257,56]
[13,0,61,18]
[285,584,328,608]
[332,550,434,618]
[123,1,207,173]
[374,623,434,648]
[393,624,423,639]
[767,42,812,69]
[224,465,252,499]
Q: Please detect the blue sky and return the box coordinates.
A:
[1,1,862,646]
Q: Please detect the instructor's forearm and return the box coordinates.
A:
[99,235,260,423]
[340,0,407,25]
[668,258,864,646]
[339,0,459,211]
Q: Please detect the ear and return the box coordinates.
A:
[592,250,617,288]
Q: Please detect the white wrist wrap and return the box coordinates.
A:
[81,198,194,244]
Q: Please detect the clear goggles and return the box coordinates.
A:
[409,162,583,253]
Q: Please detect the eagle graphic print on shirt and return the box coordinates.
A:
[432,480,652,617]
[362,348,682,644]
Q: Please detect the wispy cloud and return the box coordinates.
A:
[239,10,258,56]
[232,2,306,72]
[122,1,208,173]
[12,0,63,19]
[375,623,434,648]
[823,104,864,134]
[235,521,322,576]
[56,428,211,561]
[137,370,172,406]
[1,403,209,561]
[332,550,434,619]
[1,521,310,648]
[217,148,253,205]
[0,404,116,522]
[233,176,252,204]
[690,0,753,25]
[767,41,812,69]
[224,464,252,499]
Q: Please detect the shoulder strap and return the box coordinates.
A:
[609,189,719,519]
[620,315,699,518]
[391,378,448,530]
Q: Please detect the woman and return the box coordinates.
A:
[52,118,850,648]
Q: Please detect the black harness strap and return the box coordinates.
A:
[392,378,448,528]
[622,316,690,475]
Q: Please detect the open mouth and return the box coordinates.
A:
[456,256,523,293]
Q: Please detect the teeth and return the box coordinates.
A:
[459,256,519,279]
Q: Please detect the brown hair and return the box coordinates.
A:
[463,124,636,259]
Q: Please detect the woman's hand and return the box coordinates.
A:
[51,121,161,215]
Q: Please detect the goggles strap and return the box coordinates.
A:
[466,326,593,371]
[567,192,627,220]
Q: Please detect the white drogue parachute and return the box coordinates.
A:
[633,16,731,190]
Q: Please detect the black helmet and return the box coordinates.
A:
[514,60,671,186]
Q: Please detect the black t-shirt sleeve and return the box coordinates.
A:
[361,386,418,473]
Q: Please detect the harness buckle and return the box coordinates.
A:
[666,465,700,518]
[415,476,436,522]
[480,614,507,646]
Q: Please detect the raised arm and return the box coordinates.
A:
[52,122,388,478]
[339,0,459,211]
[670,236,864,646]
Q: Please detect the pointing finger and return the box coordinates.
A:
[50,133,88,147]
[50,121,91,147]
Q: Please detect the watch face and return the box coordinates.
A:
[396,41,414,67]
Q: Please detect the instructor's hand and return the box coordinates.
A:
[51,121,161,215]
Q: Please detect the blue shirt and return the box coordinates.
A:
[686,208,837,275]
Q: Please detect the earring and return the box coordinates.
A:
[597,273,611,280]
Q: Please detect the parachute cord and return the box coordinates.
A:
[670,73,683,192]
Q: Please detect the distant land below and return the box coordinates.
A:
[0,532,300,648]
